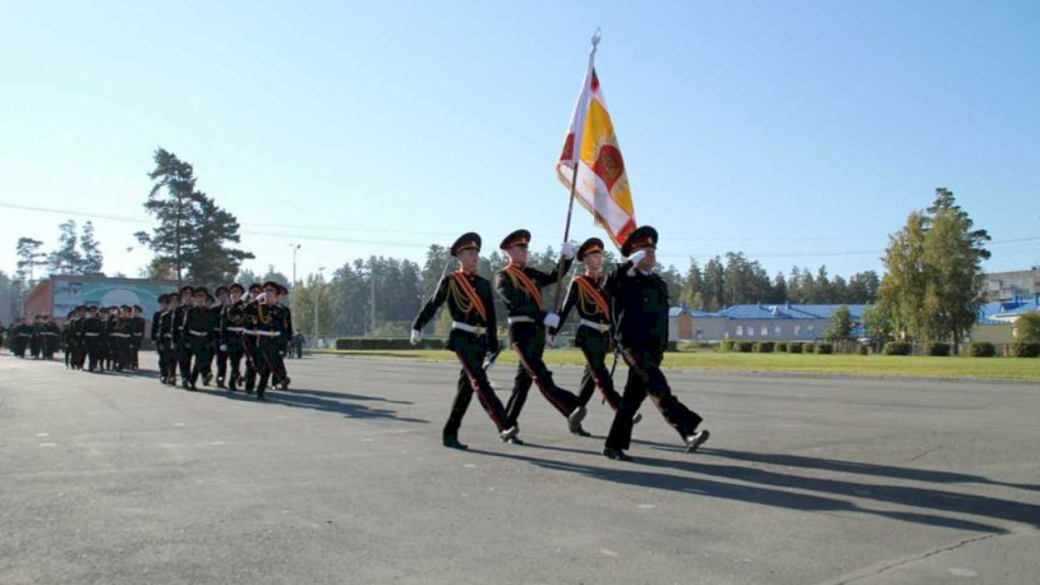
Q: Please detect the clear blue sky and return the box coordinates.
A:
[2,0,1038,283]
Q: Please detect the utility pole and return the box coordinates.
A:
[369,269,376,337]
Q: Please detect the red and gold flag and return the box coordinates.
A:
[557,46,637,248]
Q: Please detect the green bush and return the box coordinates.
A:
[883,341,912,356]
[719,340,735,352]
[858,344,870,356]
[923,342,951,356]
[1016,313,1040,343]
[775,342,788,352]
[968,342,996,357]
[335,337,446,350]
[1010,342,1040,358]
[787,342,803,354]
[802,343,815,354]
[815,343,833,354]
[754,341,775,353]
[736,341,754,353]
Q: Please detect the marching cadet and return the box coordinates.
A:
[112,306,134,371]
[180,287,214,390]
[152,295,170,382]
[69,306,87,370]
[271,284,292,390]
[82,306,105,372]
[61,311,74,367]
[130,305,146,371]
[223,283,248,391]
[174,285,194,383]
[208,286,231,388]
[602,226,710,461]
[241,283,264,394]
[102,307,118,371]
[39,314,60,360]
[12,318,33,358]
[30,314,43,359]
[243,281,288,400]
[411,232,519,449]
[494,229,585,443]
[553,237,641,435]
[159,294,182,385]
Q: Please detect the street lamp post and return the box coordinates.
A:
[315,266,325,347]
[290,244,301,324]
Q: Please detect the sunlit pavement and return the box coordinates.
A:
[1,353,1037,584]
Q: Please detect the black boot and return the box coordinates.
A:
[442,436,469,450]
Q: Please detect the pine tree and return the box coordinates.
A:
[15,237,46,285]
[80,221,104,275]
[48,220,83,275]
[135,148,253,285]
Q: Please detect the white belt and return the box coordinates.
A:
[507,316,535,325]
[452,321,486,335]
[163,333,173,338]
[188,330,209,337]
[249,330,280,337]
[580,319,611,333]
[84,333,100,337]
[41,332,58,336]
[111,333,131,338]
[227,327,244,333]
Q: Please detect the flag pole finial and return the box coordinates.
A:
[591,28,601,55]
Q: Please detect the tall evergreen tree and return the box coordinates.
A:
[48,220,83,275]
[702,257,725,311]
[135,148,253,285]
[15,237,46,285]
[682,258,703,307]
[80,221,104,275]
[920,188,991,348]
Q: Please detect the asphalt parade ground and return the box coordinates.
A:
[1,353,1038,585]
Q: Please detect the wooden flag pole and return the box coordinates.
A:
[551,30,601,314]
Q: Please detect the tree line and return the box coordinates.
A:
[5,147,991,351]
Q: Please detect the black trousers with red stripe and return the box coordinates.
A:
[505,322,579,427]
[605,346,703,451]
[576,327,622,410]
[444,331,509,438]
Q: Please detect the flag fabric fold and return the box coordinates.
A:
[557,63,637,249]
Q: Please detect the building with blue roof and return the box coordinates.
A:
[670,302,868,342]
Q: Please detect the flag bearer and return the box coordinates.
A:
[602,226,710,461]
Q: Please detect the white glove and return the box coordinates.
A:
[543,313,561,329]
[560,241,577,260]
[219,344,228,352]
[626,249,647,275]
[410,329,423,345]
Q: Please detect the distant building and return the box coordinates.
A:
[669,303,868,342]
[984,269,1040,302]
[22,276,179,327]
[978,297,1040,324]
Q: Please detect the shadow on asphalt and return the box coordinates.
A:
[185,386,429,424]
[697,448,1040,493]
[470,445,1039,534]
